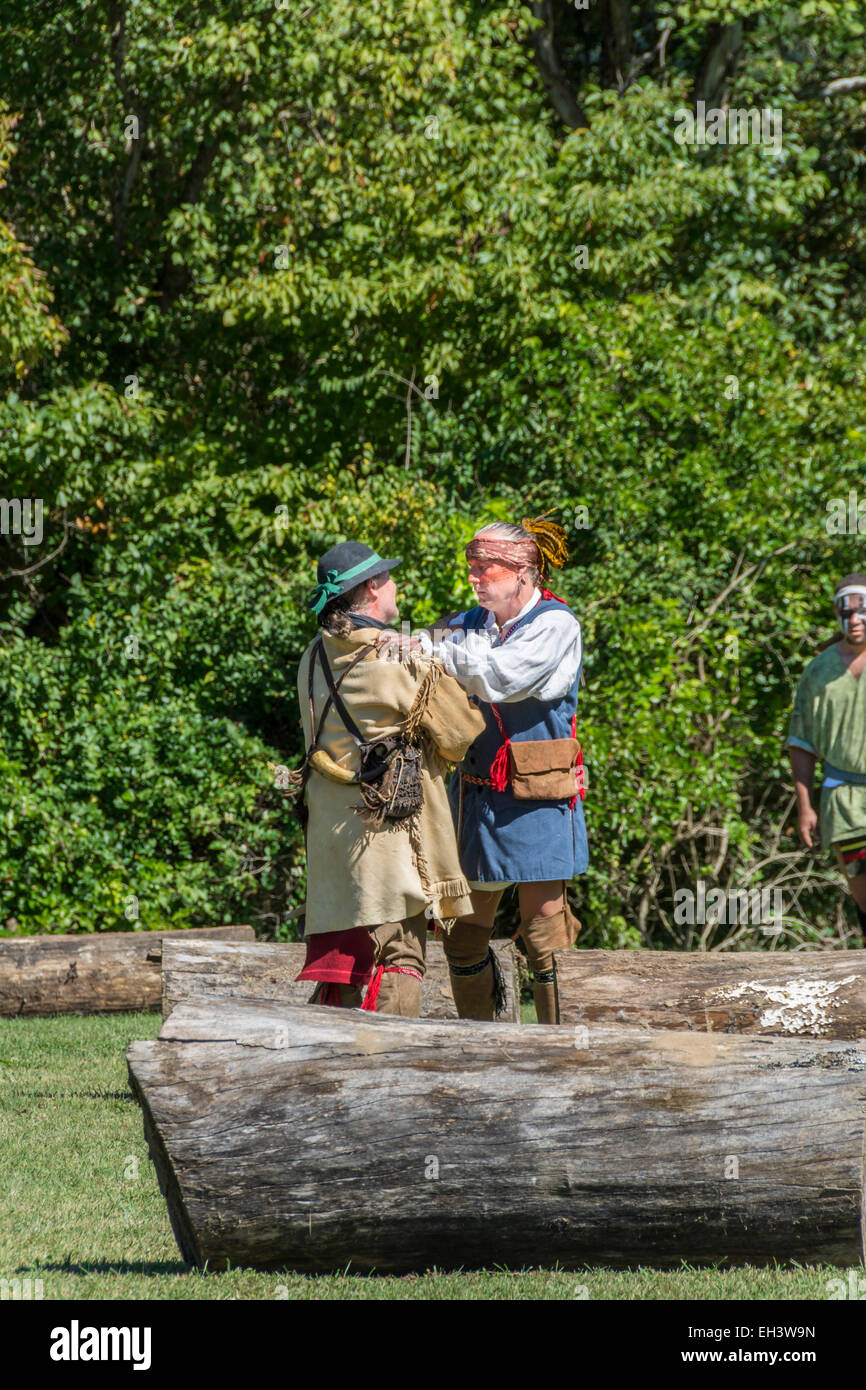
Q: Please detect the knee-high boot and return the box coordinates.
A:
[442,921,499,1020]
[564,897,582,945]
[372,966,423,1017]
[364,912,427,1017]
[518,908,574,1024]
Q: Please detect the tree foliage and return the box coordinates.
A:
[1,1,865,945]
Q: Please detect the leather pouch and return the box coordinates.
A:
[508,737,581,801]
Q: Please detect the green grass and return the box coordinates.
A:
[0,1012,860,1301]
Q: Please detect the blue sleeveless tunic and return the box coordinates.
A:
[446,598,589,883]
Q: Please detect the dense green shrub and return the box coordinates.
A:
[2,2,865,944]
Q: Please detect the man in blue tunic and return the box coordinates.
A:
[418,518,587,1023]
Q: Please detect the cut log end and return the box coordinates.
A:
[127,1052,203,1267]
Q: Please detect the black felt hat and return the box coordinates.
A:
[308,542,401,614]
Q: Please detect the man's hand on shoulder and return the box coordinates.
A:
[375,632,423,662]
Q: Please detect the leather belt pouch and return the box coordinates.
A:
[508,737,580,801]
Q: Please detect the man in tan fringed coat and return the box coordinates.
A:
[295,541,485,1017]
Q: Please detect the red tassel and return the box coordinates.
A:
[571,714,585,806]
[361,965,384,1011]
[541,588,566,603]
[575,756,585,800]
[489,737,511,792]
[361,964,423,1011]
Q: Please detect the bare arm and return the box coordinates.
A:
[788,746,818,848]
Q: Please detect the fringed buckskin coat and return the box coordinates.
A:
[297,627,486,935]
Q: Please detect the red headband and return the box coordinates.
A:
[465,537,539,572]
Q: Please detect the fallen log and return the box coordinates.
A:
[161,938,520,1023]
[554,949,866,1037]
[0,925,254,1017]
[127,1000,866,1272]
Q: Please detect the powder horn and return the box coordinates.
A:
[309,749,358,784]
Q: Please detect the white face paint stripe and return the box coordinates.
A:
[835,586,866,600]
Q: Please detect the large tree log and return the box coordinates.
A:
[0,926,254,1017]
[161,938,520,1023]
[127,1001,866,1272]
[555,949,866,1038]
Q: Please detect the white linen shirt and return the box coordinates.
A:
[418,587,582,704]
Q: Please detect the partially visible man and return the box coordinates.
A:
[787,572,866,942]
[294,541,485,1015]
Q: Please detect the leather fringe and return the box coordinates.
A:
[403,662,442,742]
[490,947,508,1019]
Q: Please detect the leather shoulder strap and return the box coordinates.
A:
[316,640,375,748]
[307,637,321,739]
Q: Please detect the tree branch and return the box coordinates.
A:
[0,511,71,580]
[157,82,247,308]
[821,76,866,97]
[693,20,743,109]
[109,1,150,258]
[621,19,674,93]
[528,0,591,130]
[600,0,633,93]
[676,542,796,652]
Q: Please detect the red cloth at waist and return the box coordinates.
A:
[296,927,376,987]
